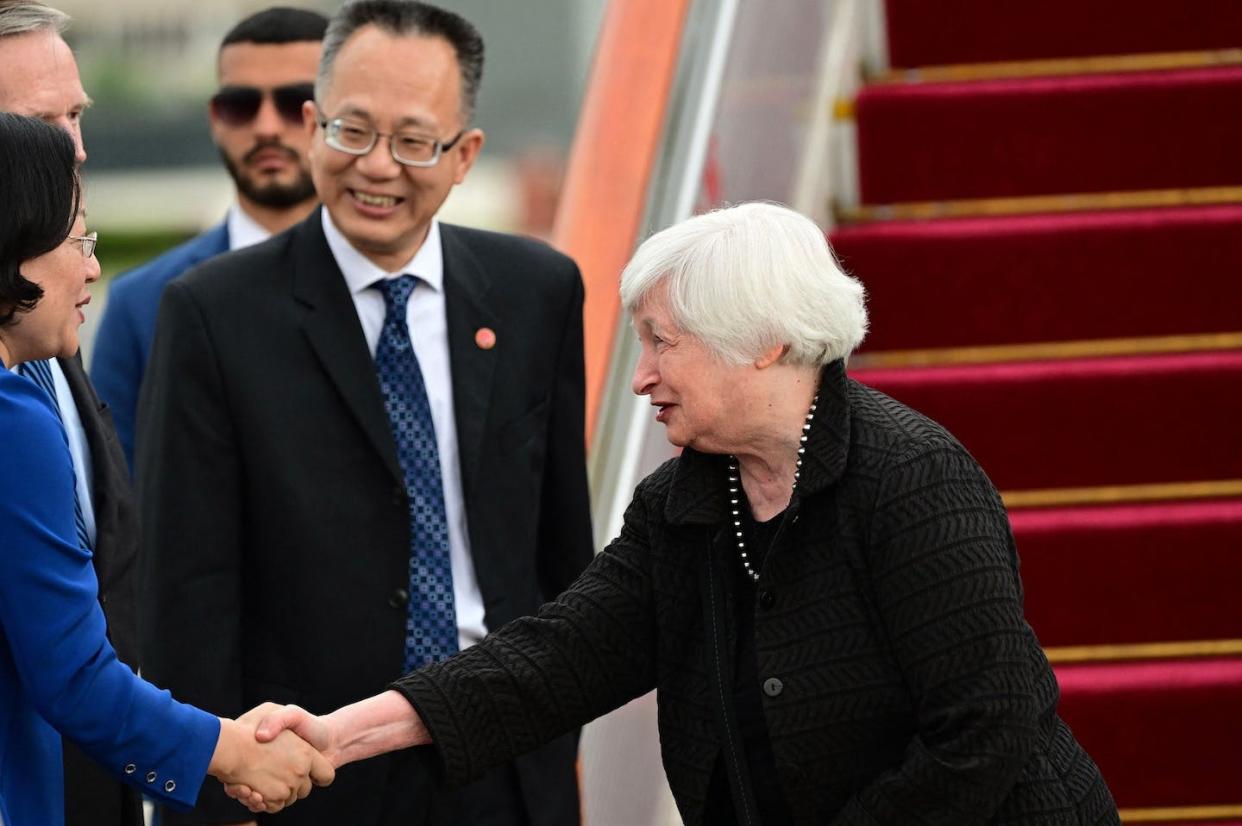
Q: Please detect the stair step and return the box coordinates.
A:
[1121,815,1242,826]
[829,203,1242,353]
[1119,814,1242,826]
[835,185,1242,225]
[884,0,1242,67]
[855,66,1242,203]
[1056,657,1242,808]
[849,350,1242,492]
[1016,499,1242,648]
[876,49,1242,86]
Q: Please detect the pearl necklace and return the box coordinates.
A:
[727,393,819,583]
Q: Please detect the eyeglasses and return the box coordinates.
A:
[68,231,97,258]
[211,83,315,127]
[68,232,97,258]
[316,110,464,168]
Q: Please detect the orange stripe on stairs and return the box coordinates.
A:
[871,48,1242,86]
[834,185,1242,224]
[1003,480,1242,510]
[851,332,1242,369]
[1045,639,1242,665]
[1120,804,1242,823]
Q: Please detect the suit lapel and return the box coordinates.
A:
[441,224,499,498]
[58,352,105,463]
[292,211,403,484]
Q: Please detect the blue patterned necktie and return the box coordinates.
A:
[373,275,458,671]
[19,359,93,553]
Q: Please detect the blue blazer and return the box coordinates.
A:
[0,370,218,826]
[91,222,230,470]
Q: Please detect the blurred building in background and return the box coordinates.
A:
[58,0,605,357]
[56,0,604,273]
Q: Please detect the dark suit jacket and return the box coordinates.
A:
[57,354,144,826]
[137,211,594,825]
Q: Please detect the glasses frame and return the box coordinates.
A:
[210,83,316,127]
[68,231,97,258]
[315,110,465,168]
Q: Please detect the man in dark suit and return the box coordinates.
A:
[138,2,593,825]
[0,4,143,825]
[92,7,327,471]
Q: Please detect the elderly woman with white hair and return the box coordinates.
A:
[233,202,1119,825]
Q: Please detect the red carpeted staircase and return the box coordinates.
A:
[839,204,1242,351]
[833,2,1242,822]
[856,66,1242,203]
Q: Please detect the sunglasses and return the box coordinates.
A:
[210,83,315,127]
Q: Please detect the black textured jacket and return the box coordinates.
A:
[396,360,1119,825]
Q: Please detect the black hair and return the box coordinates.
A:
[0,112,80,328]
[220,6,328,50]
[319,1,484,120]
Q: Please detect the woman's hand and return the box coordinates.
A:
[222,691,429,805]
[221,703,337,810]
[258,703,338,761]
[209,715,335,813]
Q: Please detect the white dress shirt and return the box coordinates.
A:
[43,361,96,546]
[225,202,273,251]
[322,209,487,649]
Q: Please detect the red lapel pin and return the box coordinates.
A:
[475,327,496,350]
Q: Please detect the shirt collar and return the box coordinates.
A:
[321,208,444,296]
[226,203,272,251]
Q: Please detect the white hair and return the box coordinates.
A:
[0,2,69,40]
[619,201,868,366]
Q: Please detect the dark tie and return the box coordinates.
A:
[19,359,93,553]
[373,275,458,671]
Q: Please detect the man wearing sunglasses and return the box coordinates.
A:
[138,2,592,825]
[92,7,327,471]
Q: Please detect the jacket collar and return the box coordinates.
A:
[663,359,853,525]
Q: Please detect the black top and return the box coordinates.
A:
[704,505,797,825]
[394,360,1120,826]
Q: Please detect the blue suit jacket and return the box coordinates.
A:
[92,222,230,470]
[0,370,218,826]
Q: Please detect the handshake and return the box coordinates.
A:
[208,702,336,815]
[204,689,428,815]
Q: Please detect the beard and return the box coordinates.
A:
[220,139,316,209]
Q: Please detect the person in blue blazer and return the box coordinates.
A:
[0,113,334,826]
[91,7,326,471]
[90,223,228,468]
